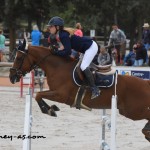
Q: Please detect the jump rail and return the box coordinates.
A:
[100,95,117,150]
[100,72,118,150]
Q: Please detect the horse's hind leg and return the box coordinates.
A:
[142,120,150,142]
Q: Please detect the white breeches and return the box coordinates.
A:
[80,41,98,71]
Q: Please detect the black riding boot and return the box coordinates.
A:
[84,68,100,99]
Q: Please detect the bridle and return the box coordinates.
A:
[10,50,34,77]
[10,50,51,78]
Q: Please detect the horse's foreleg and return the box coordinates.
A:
[142,120,150,142]
[35,90,60,117]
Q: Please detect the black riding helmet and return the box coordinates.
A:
[47,16,64,27]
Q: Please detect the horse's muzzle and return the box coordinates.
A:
[9,74,21,84]
[9,68,21,84]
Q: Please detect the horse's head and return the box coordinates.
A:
[9,39,33,84]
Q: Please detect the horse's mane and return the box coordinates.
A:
[28,45,50,53]
[28,45,77,66]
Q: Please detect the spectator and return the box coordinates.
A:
[124,45,136,66]
[97,46,111,66]
[43,27,50,39]
[0,29,6,62]
[16,29,23,39]
[42,27,50,47]
[120,39,126,63]
[74,22,83,37]
[134,27,139,42]
[133,41,147,66]
[142,23,150,64]
[31,25,42,46]
[108,24,126,64]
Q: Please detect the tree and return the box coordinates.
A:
[1,0,150,54]
[4,0,25,53]
[2,0,52,55]
[24,0,52,32]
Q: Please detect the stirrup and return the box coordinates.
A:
[91,88,101,99]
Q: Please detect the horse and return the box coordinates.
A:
[9,40,150,142]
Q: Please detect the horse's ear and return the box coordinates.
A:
[17,40,23,51]
[19,40,22,45]
[17,39,26,52]
[22,39,26,51]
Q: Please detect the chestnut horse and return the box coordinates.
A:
[9,40,150,142]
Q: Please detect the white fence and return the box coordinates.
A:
[23,87,32,150]
[100,95,117,150]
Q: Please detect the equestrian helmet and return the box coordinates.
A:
[47,16,64,26]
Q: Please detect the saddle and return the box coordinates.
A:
[73,62,116,88]
[72,59,116,110]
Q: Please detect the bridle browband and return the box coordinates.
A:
[10,49,51,77]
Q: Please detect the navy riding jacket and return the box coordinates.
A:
[55,30,93,57]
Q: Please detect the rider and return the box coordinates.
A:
[47,16,100,99]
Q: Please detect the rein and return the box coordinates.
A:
[31,51,51,69]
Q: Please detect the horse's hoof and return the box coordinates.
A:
[142,129,150,137]
[145,136,150,142]
[48,109,57,117]
[51,105,60,111]
[142,129,150,142]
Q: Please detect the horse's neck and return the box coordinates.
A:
[45,56,76,73]
[42,56,77,89]
[28,46,77,77]
[29,46,51,67]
